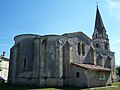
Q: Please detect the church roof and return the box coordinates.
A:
[72,63,112,71]
[62,31,93,46]
[94,6,106,34]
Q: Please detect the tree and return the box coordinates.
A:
[116,66,120,77]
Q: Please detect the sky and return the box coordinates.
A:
[0,0,120,66]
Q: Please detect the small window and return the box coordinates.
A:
[76,72,79,78]
[98,72,105,80]
[78,42,81,55]
[82,43,85,56]
[23,58,26,68]
[96,34,97,38]
[96,43,99,48]
[105,42,108,50]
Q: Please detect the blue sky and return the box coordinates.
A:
[0,0,120,66]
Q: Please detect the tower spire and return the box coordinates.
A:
[95,6,106,34]
[92,6,110,50]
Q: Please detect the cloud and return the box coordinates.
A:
[106,0,120,21]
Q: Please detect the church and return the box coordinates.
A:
[8,6,116,88]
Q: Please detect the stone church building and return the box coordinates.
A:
[8,6,116,88]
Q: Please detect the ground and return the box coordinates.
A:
[0,82,120,90]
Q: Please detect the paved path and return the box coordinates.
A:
[86,85,118,90]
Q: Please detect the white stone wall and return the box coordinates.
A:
[0,59,9,80]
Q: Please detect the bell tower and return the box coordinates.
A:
[92,6,110,50]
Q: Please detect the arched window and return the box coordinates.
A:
[96,34,98,38]
[96,43,99,48]
[82,43,85,56]
[90,46,95,65]
[24,58,26,68]
[42,39,48,77]
[63,41,70,82]
[78,42,81,55]
[23,58,27,71]
[76,72,79,78]
[105,42,108,50]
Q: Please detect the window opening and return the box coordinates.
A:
[96,34,97,38]
[98,72,105,80]
[82,43,85,56]
[23,58,26,68]
[96,43,99,48]
[76,72,79,78]
[78,42,81,55]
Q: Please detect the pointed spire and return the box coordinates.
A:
[92,6,110,50]
[95,6,106,34]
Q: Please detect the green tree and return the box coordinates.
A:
[116,66,120,77]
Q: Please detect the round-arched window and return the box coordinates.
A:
[96,43,99,48]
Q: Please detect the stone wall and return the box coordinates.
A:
[72,65,111,88]
[38,35,65,87]
[0,57,9,81]
[88,71,111,87]
[8,34,39,85]
[72,64,88,87]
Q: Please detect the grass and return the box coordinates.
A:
[0,82,120,90]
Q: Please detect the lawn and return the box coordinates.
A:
[0,82,120,90]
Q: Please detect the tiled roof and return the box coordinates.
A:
[0,56,9,61]
[72,63,112,71]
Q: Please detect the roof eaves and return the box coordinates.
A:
[72,63,112,72]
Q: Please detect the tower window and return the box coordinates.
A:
[105,42,108,50]
[76,72,79,78]
[96,34,97,38]
[96,43,99,48]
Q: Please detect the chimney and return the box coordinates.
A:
[2,51,5,57]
